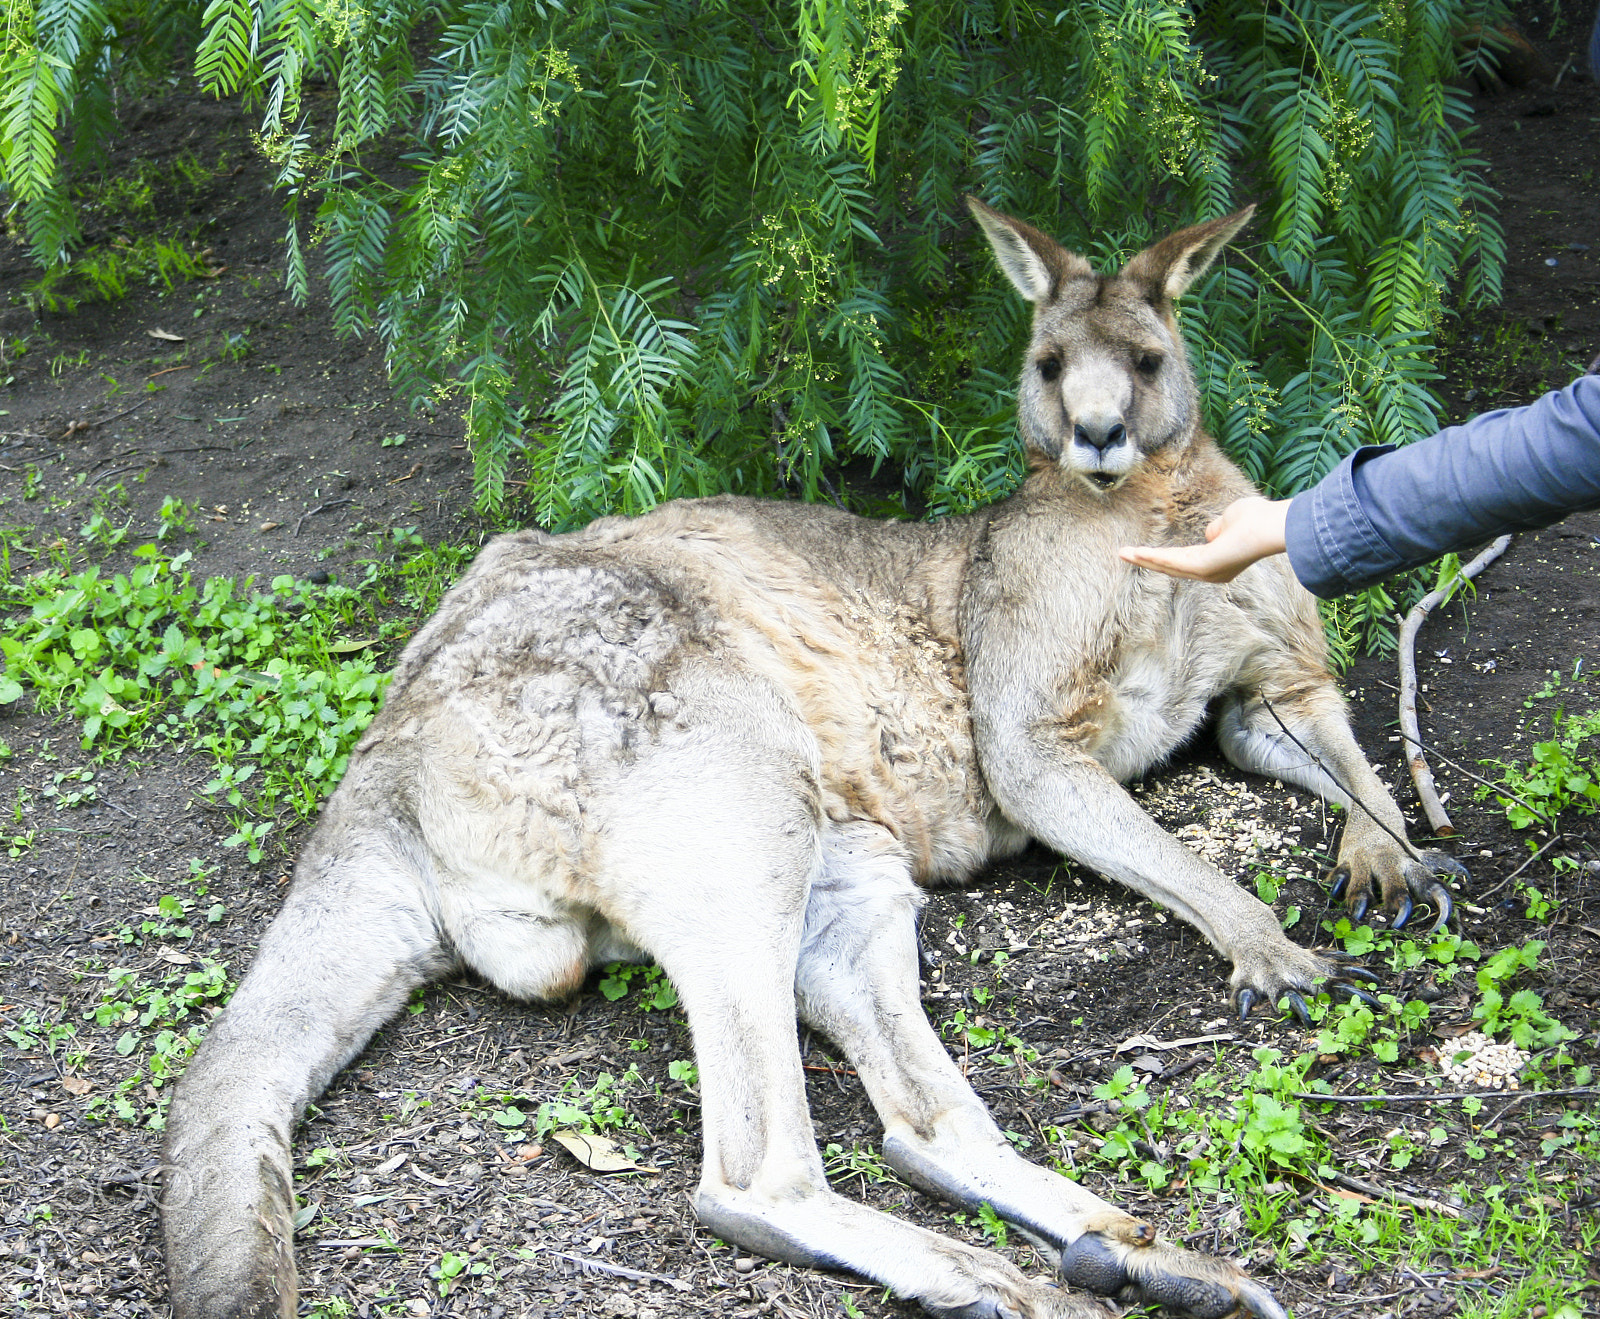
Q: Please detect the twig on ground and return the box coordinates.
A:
[1320,1169,1461,1217]
[89,447,143,473]
[538,1245,692,1290]
[1294,1084,1600,1105]
[1476,833,1564,902]
[294,497,354,537]
[1395,728,1547,827]
[93,463,156,485]
[60,396,155,439]
[1397,535,1512,834]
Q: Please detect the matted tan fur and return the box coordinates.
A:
[161,200,1457,1319]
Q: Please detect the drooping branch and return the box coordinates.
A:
[1397,535,1512,834]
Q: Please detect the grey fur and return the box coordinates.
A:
[161,202,1446,1319]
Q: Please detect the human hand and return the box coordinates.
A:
[1119,495,1291,583]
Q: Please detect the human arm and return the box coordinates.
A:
[1285,373,1600,596]
[1121,374,1600,595]
[1117,495,1289,582]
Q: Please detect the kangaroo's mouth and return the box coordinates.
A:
[1086,471,1119,490]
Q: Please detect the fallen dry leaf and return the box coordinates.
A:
[60,1076,93,1097]
[146,328,185,342]
[550,1130,656,1174]
[259,521,282,532]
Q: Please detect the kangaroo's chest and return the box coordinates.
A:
[725,582,996,883]
[1084,592,1264,782]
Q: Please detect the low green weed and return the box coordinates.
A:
[27,237,210,312]
[531,1068,643,1141]
[1,545,400,857]
[823,1141,900,1192]
[86,957,234,1127]
[466,1070,646,1147]
[1480,664,1600,834]
[1080,1048,1329,1206]
[1472,940,1574,1052]
[597,962,679,1010]
[432,1249,486,1297]
[157,496,198,540]
[5,1008,84,1065]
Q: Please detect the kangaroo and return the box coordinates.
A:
[162,200,1462,1319]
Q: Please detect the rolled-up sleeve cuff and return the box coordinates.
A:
[1284,446,1401,598]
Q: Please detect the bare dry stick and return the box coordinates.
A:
[1293,1083,1600,1105]
[1398,535,1512,834]
[1319,1169,1462,1218]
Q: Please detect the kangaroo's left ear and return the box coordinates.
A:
[966,195,1094,304]
[1121,205,1256,304]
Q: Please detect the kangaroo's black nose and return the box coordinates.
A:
[1074,421,1126,453]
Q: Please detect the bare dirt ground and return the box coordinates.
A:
[2,10,1599,1319]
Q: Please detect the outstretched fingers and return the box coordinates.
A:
[1058,1233,1287,1319]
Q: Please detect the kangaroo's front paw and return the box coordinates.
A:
[1329,847,1467,932]
[1058,1232,1287,1319]
[1227,941,1381,1024]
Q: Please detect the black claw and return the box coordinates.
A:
[1337,965,1382,985]
[1426,882,1454,933]
[1281,990,1312,1026]
[1329,869,1349,901]
[1334,983,1381,1009]
[1391,893,1415,930]
[1237,988,1257,1020]
[1350,893,1370,923]
[1433,855,1471,880]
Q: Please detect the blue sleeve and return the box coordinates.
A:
[1283,373,1600,598]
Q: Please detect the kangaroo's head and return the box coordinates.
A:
[967,197,1254,493]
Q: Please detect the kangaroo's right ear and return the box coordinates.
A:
[966,196,1093,304]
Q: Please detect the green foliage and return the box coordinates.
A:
[1481,668,1600,832]
[596,961,679,1010]
[87,956,235,1126]
[8,0,1504,532]
[531,1068,642,1140]
[1084,1047,1323,1198]
[26,236,210,313]
[0,537,463,856]
[1473,940,1574,1051]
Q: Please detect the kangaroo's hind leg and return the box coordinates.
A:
[592,670,1110,1318]
[162,809,452,1319]
[795,821,1287,1319]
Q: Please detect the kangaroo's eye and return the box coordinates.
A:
[1136,353,1163,378]
[1037,356,1062,383]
